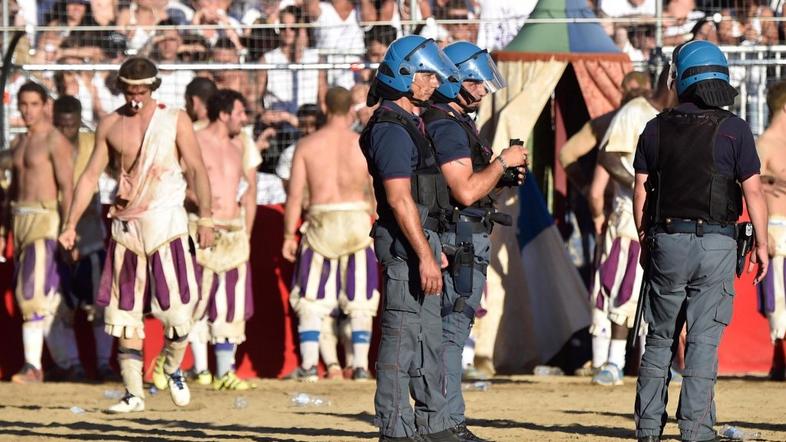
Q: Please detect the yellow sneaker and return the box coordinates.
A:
[152,354,169,390]
[195,370,213,385]
[213,371,254,391]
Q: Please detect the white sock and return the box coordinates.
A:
[188,320,209,373]
[339,317,354,368]
[163,336,189,375]
[608,339,627,370]
[592,335,611,368]
[44,313,80,369]
[22,319,45,369]
[93,324,115,367]
[319,315,340,367]
[214,342,236,378]
[118,347,144,398]
[350,315,372,370]
[298,313,322,369]
[462,336,476,368]
[190,339,209,374]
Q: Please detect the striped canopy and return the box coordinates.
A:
[503,0,621,54]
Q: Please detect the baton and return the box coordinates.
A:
[627,240,652,352]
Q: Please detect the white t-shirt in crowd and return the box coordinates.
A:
[599,0,656,18]
[475,0,535,51]
[263,48,321,114]
[154,70,195,110]
[276,143,296,181]
[313,1,364,89]
[93,74,127,117]
[663,10,705,41]
[257,172,287,205]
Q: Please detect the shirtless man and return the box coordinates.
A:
[59,57,215,413]
[1,82,74,384]
[185,77,218,130]
[756,80,786,380]
[51,95,117,382]
[165,76,219,386]
[282,86,379,381]
[153,89,260,391]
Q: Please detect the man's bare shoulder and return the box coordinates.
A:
[45,125,69,147]
[757,129,779,155]
[176,109,192,126]
[97,112,122,133]
[294,129,323,152]
[345,128,360,144]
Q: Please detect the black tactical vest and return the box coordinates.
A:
[359,105,451,224]
[649,108,742,224]
[421,105,495,210]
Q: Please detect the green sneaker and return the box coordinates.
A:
[195,369,213,385]
[213,371,254,390]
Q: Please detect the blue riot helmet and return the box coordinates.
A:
[369,35,460,105]
[671,40,737,107]
[436,41,507,102]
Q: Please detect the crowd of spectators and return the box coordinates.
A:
[604,0,785,64]
[5,0,786,201]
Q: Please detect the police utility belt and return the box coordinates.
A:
[439,207,513,321]
[652,218,736,239]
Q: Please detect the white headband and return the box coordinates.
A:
[118,75,159,85]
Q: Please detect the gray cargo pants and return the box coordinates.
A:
[373,226,452,438]
[635,232,736,441]
[439,230,490,427]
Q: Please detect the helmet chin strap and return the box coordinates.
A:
[407,91,432,108]
[456,87,479,113]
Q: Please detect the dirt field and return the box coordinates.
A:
[0,375,784,441]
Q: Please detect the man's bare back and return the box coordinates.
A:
[195,129,244,220]
[295,125,370,205]
[11,128,72,205]
[758,129,786,217]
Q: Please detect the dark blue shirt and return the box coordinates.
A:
[633,103,760,182]
[365,100,422,180]
[425,104,474,165]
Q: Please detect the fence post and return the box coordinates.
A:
[757,48,766,135]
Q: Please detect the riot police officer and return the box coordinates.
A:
[421,41,527,442]
[632,41,769,442]
[360,35,461,442]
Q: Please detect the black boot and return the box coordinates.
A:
[450,423,489,442]
[422,429,461,442]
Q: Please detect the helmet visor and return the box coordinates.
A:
[459,50,507,93]
[404,39,461,96]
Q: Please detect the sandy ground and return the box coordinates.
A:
[0,375,784,441]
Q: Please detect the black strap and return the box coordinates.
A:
[444,220,489,234]
[653,219,736,238]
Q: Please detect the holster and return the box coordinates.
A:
[445,217,476,320]
[735,221,754,277]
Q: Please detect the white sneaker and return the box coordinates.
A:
[107,393,145,413]
[591,362,624,386]
[167,370,191,407]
